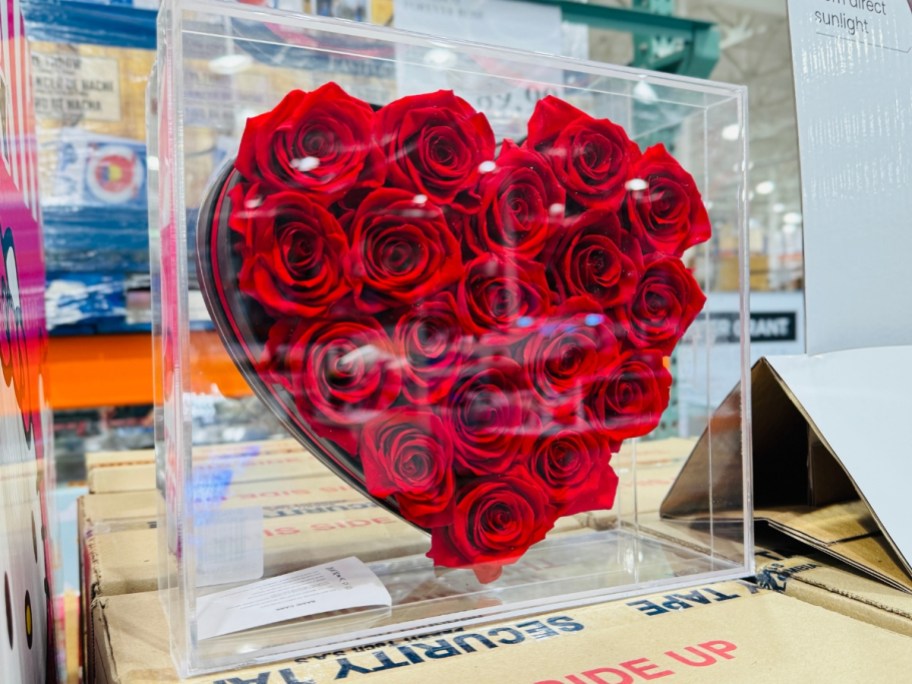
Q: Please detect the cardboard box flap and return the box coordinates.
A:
[658,372,747,517]
[663,350,912,592]
[762,348,912,577]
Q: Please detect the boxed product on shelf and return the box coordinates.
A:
[151,0,751,675]
[30,39,155,282]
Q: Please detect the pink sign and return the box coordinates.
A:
[0,2,57,681]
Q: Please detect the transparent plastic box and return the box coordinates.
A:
[151,0,751,675]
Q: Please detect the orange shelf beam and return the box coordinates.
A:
[47,332,251,410]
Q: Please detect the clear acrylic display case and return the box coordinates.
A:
[151,0,751,676]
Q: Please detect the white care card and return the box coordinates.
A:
[196,557,392,640]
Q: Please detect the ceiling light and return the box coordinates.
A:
[208,54,253,75]
[783,212,802,224]
[772,203,786,213]
[424,48,456,67]
[722,124,740,141]
[633,81,658,105]
[755,180,775,195]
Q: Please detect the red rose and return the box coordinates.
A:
[235,82,383,202]
[457,254,553,335]
[347,189,462,313]
[625,143,711,257]
[586,351,672,441]
[619,254,705,354]
[528,424,619,516]
[545,210,642,311]
[465,139,564,260]
[374,90,495,211]
[517,296,620,420]
[427,473,554,582]
[262,318,402,453]
[360,410,455,528]
[445,357,536,477]
[393,293,468,405]
[526,96,639,212]
[229,183,350,317]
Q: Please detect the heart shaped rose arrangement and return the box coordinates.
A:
[197,82,710,583]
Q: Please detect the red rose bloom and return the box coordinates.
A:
[394,293,468,405]
[445,357,536,477]
[526,96,640,212]
[235,82,383,202]
[262,318,402,453]
[465,139,564,260]
[528,424,619,516]
[626,143,711,257]
[347,189,462,313]
[427,473,555,582]
[229,183,350,317]
[457,254,553,335]
[360,410,455,528]
[545,209,643,311]
[517,296,621,420]
[374,90,495,212]
[586,351,672,441]
[619,254,706,354]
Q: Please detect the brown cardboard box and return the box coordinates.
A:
[80,500,586,681]
[84,439,310,473]
[87,465,154,494]
[91,578,912,683]
[87,509,586,598]
[663,360,912,592]
[755,549,912,638]
[87,444,335,493]
[84,449,154,472]
[77,476,387,679]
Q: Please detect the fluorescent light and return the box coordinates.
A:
[755,180,775,195]
[783,212,802,224]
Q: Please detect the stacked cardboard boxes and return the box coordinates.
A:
[79,439,912,683]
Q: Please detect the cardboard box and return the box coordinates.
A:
[81,505,586,681]
[87,509,586,597]
[92,578,912,683]
[755,549,912,639]
[574,438,693,532]
[77,475,384,678]
[85,449,155,472]
[87,445,335,493]
[84,439,304,471]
